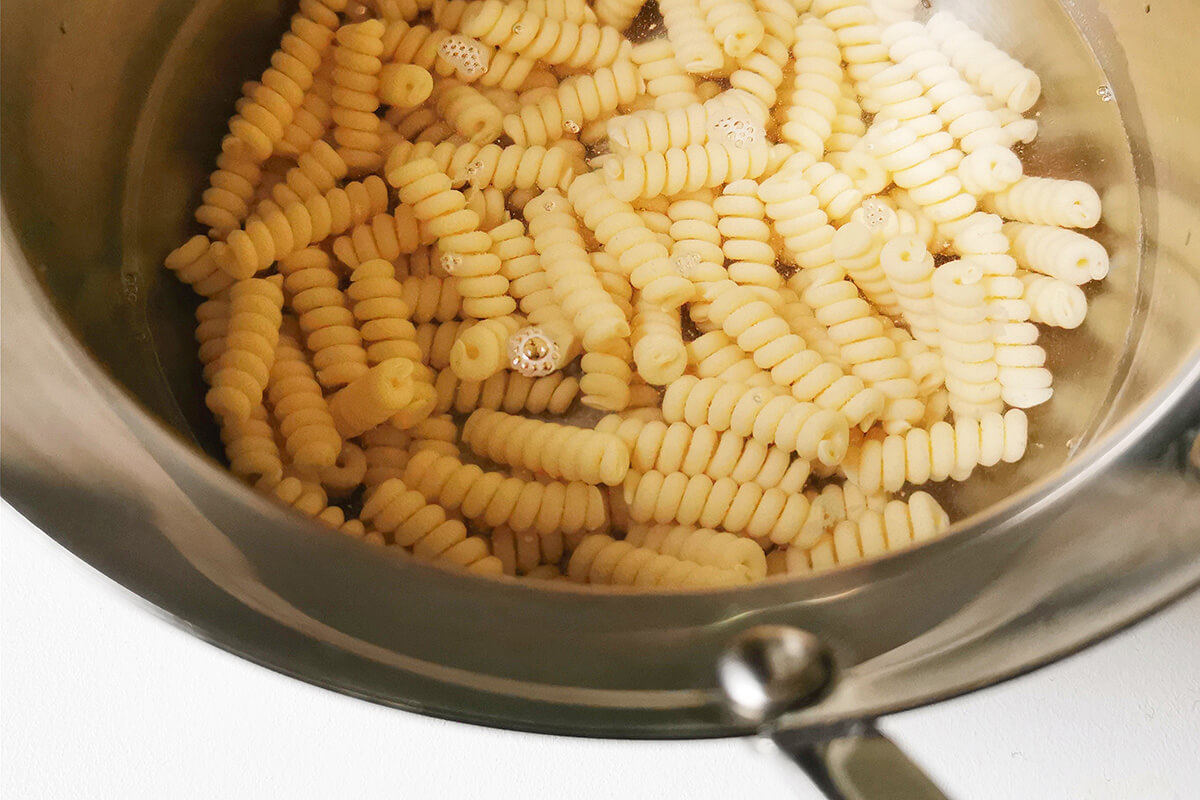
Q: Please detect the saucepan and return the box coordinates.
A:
[3,0,1199,796]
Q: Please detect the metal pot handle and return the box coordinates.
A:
[718,625,950,800]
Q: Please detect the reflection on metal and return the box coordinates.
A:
[717,625,833,725]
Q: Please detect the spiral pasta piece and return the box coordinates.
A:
[331,205,422,269]
[603,142,772,202]
[793,491,949,572]
[213,174,389,279]
[624,524,768,580]
[361,478,503,574]
[985,177,1102,230]
[687,331,777,388]
[1019,271,1088,329]
[195,149,264,239]
[206,277,285,422]
[462,408,631,485]
[433,79,505,144]
[403,450,608,534]
[930,259,1003,418]
[757,172,837,271]
[523,189,631,348]
[383,21,456,75]
[450,315,525,380]
[389,157,515,318]
[268,332,343,468]
[278,248,369,388]
[378,63,434,107]
[567,534,752,587]
[878,234,939,347]
[658,0,726,75]
[266,142,349,212]
[925,11,1042,113]
[701,279,886,429]
[278,62,335,158]
[832,220,900,315]
[956,144,1023,196]
[362,425,411,488]
[165,235,236,297]
[503,60,643,146]
[729,28,789,110]
[631,39,701,112]
[714,179,782,298]
[598,416,811,492]
[221,404,285,487]
[331,19,387,174]
[623,470,826,547]
[1004,222,1109,284]
[400,275,463,323]
[631,295,688,385]
[327,357,419,438]
[580,337,635,412]
[221,0,345,164]
[434,368,580,415]
[844,408,1028,493]
[811,0,890,90]
[606,105,709,156]
[387,139,580,195]
[696,0,763,58]
[490,525,565,578]
[778,18,841,155]
[462,0,629,70]
[661,376,850,466]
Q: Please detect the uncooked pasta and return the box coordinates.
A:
[165,0,1110,586]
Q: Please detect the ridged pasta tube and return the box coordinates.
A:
[389,157,515,318]
[985,177,1102,229]
[265,141,349,211]
[580,337,635,412]
[661,376,850,466]
[630,39,701,111]
[623,470,828,546]
[687,331,778,388]
[462,408,631,485]
[328,357,418,438]
[631,295,688,385]
[522,189,631,348]
[206,277,285,422]
[832,220,900,316]
[597,416,811,492]
[268,332,342,467]
[221,404,284,487]
[603,142,772,202]
[729,29,789,110]
[1019,271,1088,329]
[332,20,387,174]
[757,173,838,271]
[811,0,890,89]
[165,235,235,297]
[278,249,369,388]
[843,408,1028,493]
[567,534,752,587]
[503,61,643,145]
[213,175,390,279]
[386,139,579,194]
[865,119,977,237]
[401,275,463,322]
[491,525,565,578]
[925,11,1042,113]
[462,0,630,70]
[1004,222,1110,284]
[379,63,433,108]
[449,315,525,380]
[433,368,580,415]
[957,144,1023,196]
[195,150,264,239]
[433,79,505,144]
[625,524,768,580]
[403,450,609,534]
[360,478,503,574]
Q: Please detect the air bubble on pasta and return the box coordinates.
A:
[507,325,563,377]
[437,34,490,79]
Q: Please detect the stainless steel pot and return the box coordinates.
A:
[4,0,1200,795]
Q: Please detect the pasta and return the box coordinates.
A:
[462,408,631,485]
[361,478,504,573]
[567,534,753,587]
[403,450,609,534]
[167,0,1110,586]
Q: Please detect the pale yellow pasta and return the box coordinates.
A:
[925,11,1042,113]
[491,525,565,577]
[624,524,768,580]
[503,61,643,146]
[206,277,285,422]
[221,404,285,488]
[403,450,608,535]
[831,220,900,315]
[686,331,778,388]
[268,331,343,468]
[779,17,841,155]
[264,140,349,209]
[462,0,629,71]
[433,79,505,144]
[1004,221,1110,284]
[930,259,1003,419]
[985,176,1102,229]
[331,204,422,268]
[378,63,433,108]
[567,534,752,587]
[602,142,773,202]
[714,179,781,299]
[361,478,504,574]
[843,408,1028,493]
[433,369,581,415]
[331,19,387,174]
[661,376,850,466]
[362,425,411,489]
[450,314,525,380]
[462,408,631,485]
[631,294,688,386]
[1019,271,1088,329]
[630,39,701,112]
[580,337,635,412]
[606,105,709,156]
[879,234,939,347]
[327,356,418,438]
[956,144,1024,195]
[657,0,726,75]
[597,416,810,492]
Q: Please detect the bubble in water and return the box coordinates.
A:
[507,326,560,377]
[673,251,701,277]
[1096,85,1114,102]
[859,197,894,232]
[440,251,464,274]
[512,23,524,34]
[563,120,581,134]
[542,199,557,211]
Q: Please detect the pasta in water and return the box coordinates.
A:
[167,0,1109,585]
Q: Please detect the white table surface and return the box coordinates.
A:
[3,500,1198,800]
